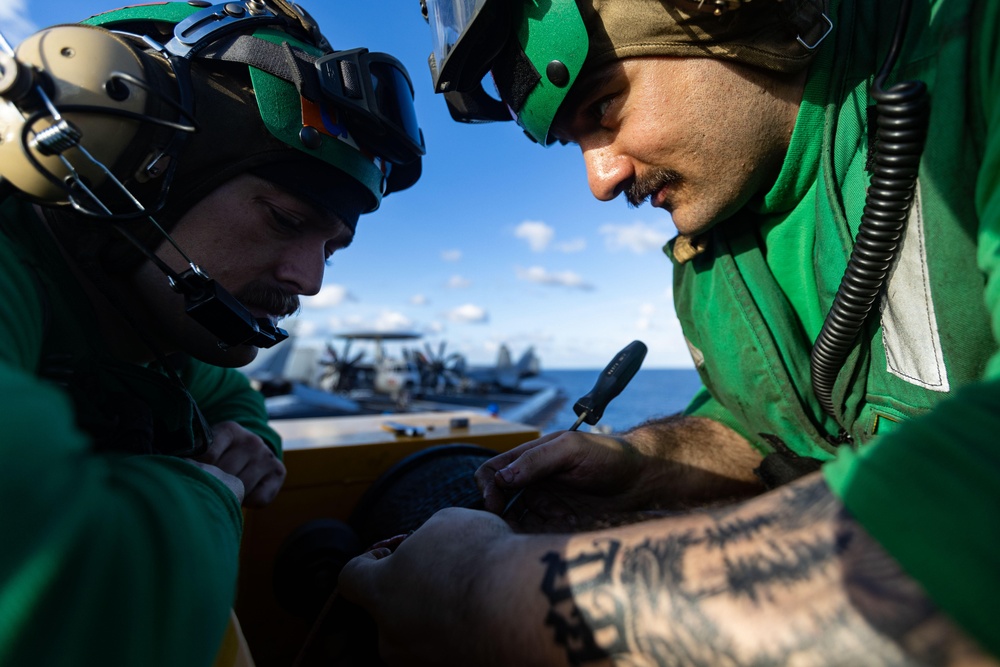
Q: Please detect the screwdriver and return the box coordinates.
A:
[569,340,648,431]
[501,340,648,518]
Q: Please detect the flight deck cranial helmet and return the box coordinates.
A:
[421,0,832,145]
[0,1,426,349]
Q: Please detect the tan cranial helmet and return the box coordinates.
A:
[424,0,831,145]
[580,0,832,75]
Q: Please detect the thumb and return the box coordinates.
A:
[338,549,391,606]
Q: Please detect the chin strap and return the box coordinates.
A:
[170,266,289,349]
[109,220,288,349]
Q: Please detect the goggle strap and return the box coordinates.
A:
[200,33,323,101]
[491,37,539,114]
[338,60,364,99]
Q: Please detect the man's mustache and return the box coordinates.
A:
[626,167,682,208]
[235,281,300,318]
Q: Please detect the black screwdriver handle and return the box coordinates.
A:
[501,339,649,518]
[571,340,647,428]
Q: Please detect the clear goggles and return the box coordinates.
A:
[423,0,508,94]
[422,0,587,145]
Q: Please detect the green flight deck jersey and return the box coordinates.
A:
[671,0,1000,656]
[0,197,281,666]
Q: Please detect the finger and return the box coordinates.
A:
[483,440,582,514]
[338,550,389,608]
[369,533,410,552]
[494,436,581,490]
[197,423,237,465]
[477,432,566,513]
[214,441,257,477]
[474,445,529,490]
[222,445,281,493]
[474,432,566,488]
[242,462,287,507]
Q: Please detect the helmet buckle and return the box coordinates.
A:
[140,152,173,182]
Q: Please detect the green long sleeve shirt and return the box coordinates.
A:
[673,0,1000,656]
[0,197,280,666]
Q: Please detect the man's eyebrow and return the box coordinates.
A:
[278,193,355,244]
[336,226,355,249]
[552,63,622,136]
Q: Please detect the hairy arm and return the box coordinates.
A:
[477,415,765,527]
[619,414,765,505]
[516,473,992,666]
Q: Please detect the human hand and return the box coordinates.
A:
[193,421,286,507]
[474,430,655,529]
[338,508,520,666]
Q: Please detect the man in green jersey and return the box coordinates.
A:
[339,0,1000,664]
[0,1,423,664]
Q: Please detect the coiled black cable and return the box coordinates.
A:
[809,0,929,426]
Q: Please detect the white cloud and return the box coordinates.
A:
[445,304,489,324]
[441,249,462,262]
[302,284,355,308]
[554,238,587,253]
[636,302,656,331]
[410,294,429,306]
[599,221,672,254]
[515,220,555,252]
[373,310,415,331]
[515,265,593,290]
[0,0,36,47]
[447,274,471,289]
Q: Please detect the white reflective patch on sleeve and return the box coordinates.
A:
[880,181,950,392]
[685,337,705,369]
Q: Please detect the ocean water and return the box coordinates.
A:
[531,368,702,435]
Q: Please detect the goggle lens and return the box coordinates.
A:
[369,60,422,153]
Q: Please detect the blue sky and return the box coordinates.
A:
[1,0,694,369]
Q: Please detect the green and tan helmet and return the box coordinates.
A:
[0,0,426,218]
[0,1,429,349]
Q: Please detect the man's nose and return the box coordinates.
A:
[581,143,635,202]
[275,244,325,296]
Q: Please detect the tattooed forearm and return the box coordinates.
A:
[541,542,621,663]
[538,474,993,666]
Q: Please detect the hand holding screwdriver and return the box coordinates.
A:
[472,341,649,523]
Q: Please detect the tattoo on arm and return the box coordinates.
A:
[538,475,989,666]
[540,542,621,664]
